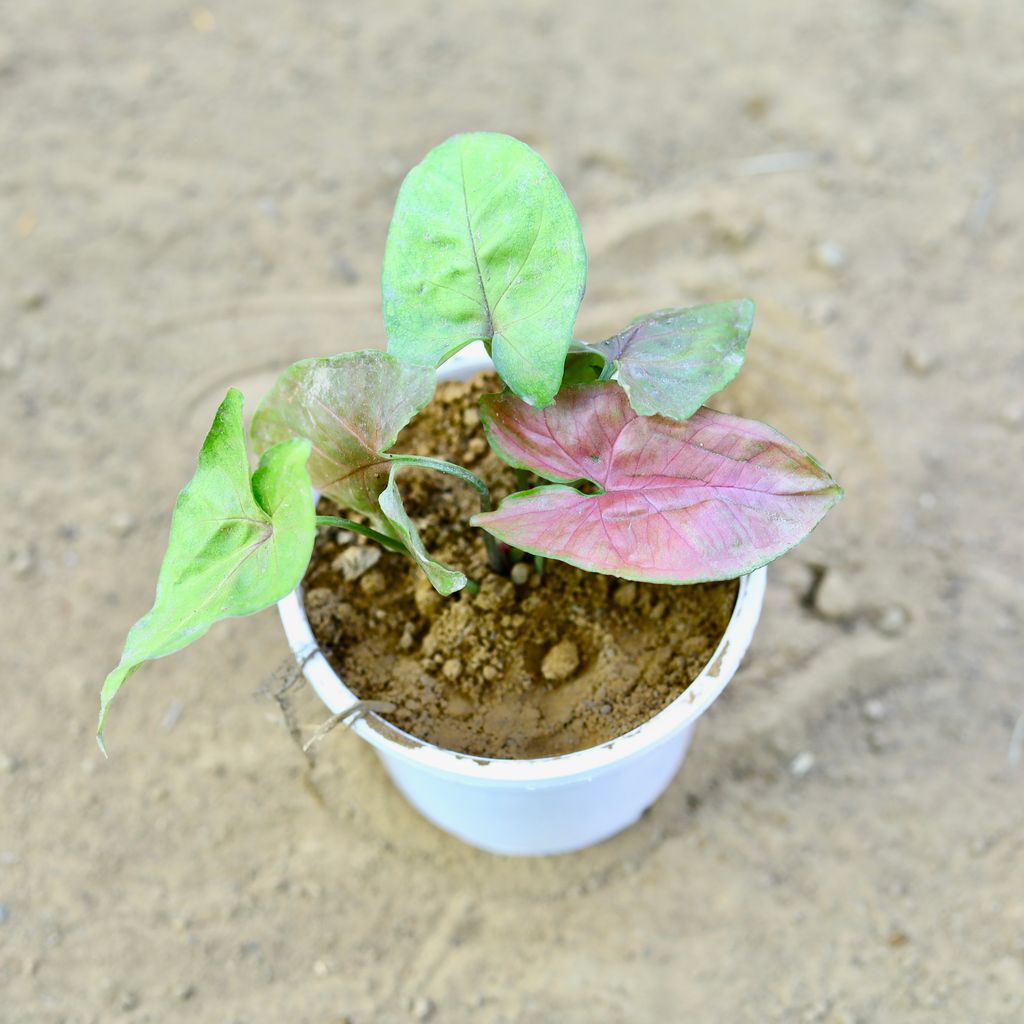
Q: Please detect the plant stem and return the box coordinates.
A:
[389,454,491,505]
[388,454,506,574]
[314,515,408,555]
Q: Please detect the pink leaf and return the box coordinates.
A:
[473,384,842,583]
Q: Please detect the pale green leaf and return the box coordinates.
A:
[378,466,467,596]
[97,389,315,752]
[382,132,587,408]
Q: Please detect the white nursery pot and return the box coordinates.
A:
[278,344,768,856]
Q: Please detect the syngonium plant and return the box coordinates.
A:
[97,132,843,752]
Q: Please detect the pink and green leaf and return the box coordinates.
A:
[473,383,842,584]
[250,350,435,525]
[579,299,754,420]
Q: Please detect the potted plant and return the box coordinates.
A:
[99,132,842,855]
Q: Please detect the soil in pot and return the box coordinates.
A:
[302,371,739,759]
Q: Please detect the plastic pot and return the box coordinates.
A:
[277,345,768,856]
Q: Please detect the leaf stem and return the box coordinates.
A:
[388,454,507,574]
[314,515,408,555]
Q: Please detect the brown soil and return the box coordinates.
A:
[302,372,738,758]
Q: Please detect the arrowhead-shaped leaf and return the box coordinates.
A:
[378,466,468,596]
[382,132,587,408]
[583,299,755,420]
[250,350,435,524]
[98,389,315,750]
[473,383,842,584]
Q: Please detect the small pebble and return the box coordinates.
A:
[789,751,815,777]
[903,348,938,376]
[398,629,415,651]
[313,958,331,977]
[333,545,381,582]
[334,530,354,545]
[108,511,137,538]
[464,437,488,461]
[510,562,531,585]
[541,640,580,681]
[462,407,480,428]
[482,665,498,682]
[705,197,762,248]
[813,569,860,621]
[613,582,637,607]
[0,347,22,376]
[160,701,183,734]
[442,658,462,681]
[119,991,140,1012]
[742,93,772,120]
[411,996,436,1021]
[875,604,909,636]
[999,403,1023,429]
[599,703,612,715]
[969,836,992,857]
[304,587,334,628]
[9,548,34,579]
[852,135,880,163]
[191,8,216,32]
[20,288,47,311]
[806,297,839,325]
[866,729,886,754]
[862,699,887,722]
[359,570,387,595]
[812,239,848,272]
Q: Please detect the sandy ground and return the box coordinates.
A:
[2,1,1023,1021]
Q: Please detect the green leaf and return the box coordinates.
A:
[250,350,435,526]
[561,347,606,387]
[382,132,587,408]
[378,466,467,596]
[584,299,754,420]
[97,389,315,753]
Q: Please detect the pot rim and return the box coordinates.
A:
[276,343,768,784]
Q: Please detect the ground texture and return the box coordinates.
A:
[2,2,1022,1021]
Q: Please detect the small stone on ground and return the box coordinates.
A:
[541,640,580,681]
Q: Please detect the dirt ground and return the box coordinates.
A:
[2,1,1022,1021]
